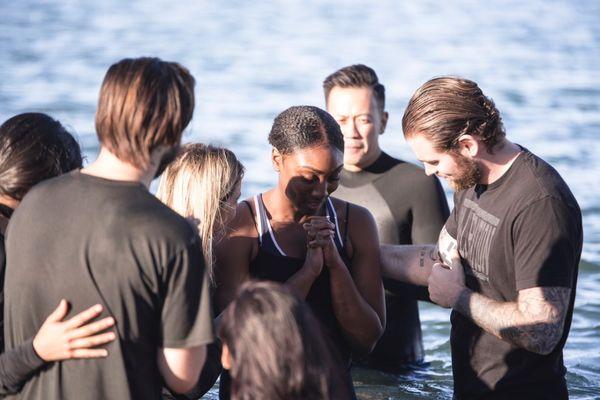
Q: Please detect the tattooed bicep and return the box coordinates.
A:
[517,286,571,323]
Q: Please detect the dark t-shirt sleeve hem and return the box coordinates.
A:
[162,334,214,349]
[516,276,572,291]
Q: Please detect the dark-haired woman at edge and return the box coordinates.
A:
[0,113,116,395]
[216,106,385,399]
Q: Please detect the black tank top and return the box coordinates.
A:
[246,194,352,368]
[218,195,357,400]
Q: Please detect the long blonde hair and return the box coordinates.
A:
[156,143,244,284]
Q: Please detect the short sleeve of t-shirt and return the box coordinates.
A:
[513,197,579,291]
[444,192,460,239]
[161,237,214,348]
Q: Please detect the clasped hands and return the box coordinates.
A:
[428,248,467,309]
[302,216,343,277]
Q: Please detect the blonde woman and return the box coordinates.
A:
[156,143,244,399]
[157,143,244,283]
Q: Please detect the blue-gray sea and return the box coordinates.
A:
[1,1,599,398]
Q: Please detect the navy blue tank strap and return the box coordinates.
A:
[242,200,260,244]
[254,194,287,256]
[326,197,345,254]
[344,201,350,245]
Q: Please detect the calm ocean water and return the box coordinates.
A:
[1,0,599,398]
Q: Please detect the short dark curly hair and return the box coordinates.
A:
[268,106,344,155]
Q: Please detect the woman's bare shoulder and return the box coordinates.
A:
[229,198,259,239]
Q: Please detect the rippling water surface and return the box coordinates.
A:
[1,1,599,398]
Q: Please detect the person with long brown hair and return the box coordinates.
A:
[4,57,213,400]
[0,112,116,395]
[219,281,340,400]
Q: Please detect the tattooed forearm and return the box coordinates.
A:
[419,246,439,268]
[455,286,571,355]
[380,244,437,286]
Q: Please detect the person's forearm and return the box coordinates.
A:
[454,288,568,355]
[286,266,319,299]
[380,244,437,286]
[328,262,383,355]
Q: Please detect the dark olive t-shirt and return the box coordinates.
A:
[3,171,214,400]
[335,152,449,368]
[445,149,582,399]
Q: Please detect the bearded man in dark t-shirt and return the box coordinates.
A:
[4,57,214,400]
[323,65,449,370]
[381,77,581,399]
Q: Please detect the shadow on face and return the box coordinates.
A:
[276,145,343,216]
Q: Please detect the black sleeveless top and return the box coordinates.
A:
[246,194,352,368]
[218,195,356,400]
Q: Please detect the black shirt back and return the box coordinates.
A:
[445,149,582,399]
[4,171,213,400]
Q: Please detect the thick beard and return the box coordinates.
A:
[448,153,481,191]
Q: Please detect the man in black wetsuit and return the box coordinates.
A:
[323,65,450,370]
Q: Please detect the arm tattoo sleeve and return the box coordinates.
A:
[455,286,571,355]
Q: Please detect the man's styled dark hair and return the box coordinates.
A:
[402,76,506,153]
[0,112,83,201]
[219,281,338,400]
[268,106,344,155]
[323,64,386,112]
[95,57,195,168]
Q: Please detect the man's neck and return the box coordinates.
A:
[82,147,155,188]
[344,148,382,172]
[478,140,522,185]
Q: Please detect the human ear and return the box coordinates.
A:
[457,135,479,157]
[271,148,283,172]
[221,343,232,370]
[380,111,389,134]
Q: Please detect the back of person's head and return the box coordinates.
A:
[156,143,244,283]
[95,57,195,169]
[268,106,344,155]
[323,64,386,112]
[402,76,505,153]
[0,112,83,202]
[219,281,334,400]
